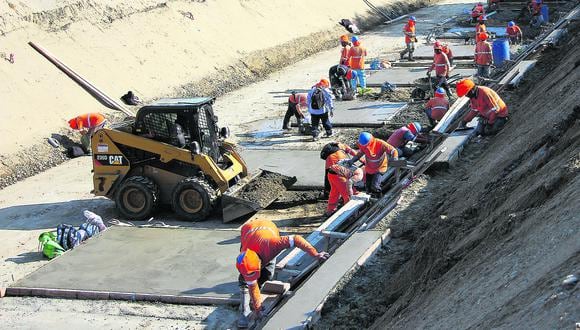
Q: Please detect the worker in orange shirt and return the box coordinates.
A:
[320,142,362,215]
[441,42,454,66]
[235,219,329,327]
[474,32,493,78]
[457,79,509,135]
[339,35,351,66]
[346,36,368,90]
[475,15,488,37]
[427,41,452,98]
[471,2,485,23]
[347,132,398,194]
[506,21,523,44]
[399,16,417,61]
[68,113,106,150]
[424,87,450,126]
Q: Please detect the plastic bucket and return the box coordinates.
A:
[492,38,510,67]
[541,4,549,23]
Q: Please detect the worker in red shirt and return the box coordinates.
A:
[457,79,509,135]
[529,0,545,27]
[399,16,417,61]
[339,35,351,66]
[346,36,368,90]
[347,132,398,193]
[387,122,429,157]
[282,91,306,132]
[424,87,450,126]
[68,113,106,150]
[471,2,485,23]
[474,32,493,78]
[506,21,523,44]
[427,41,452,98]
[235,219,329,327]
[321,142,362,215]
[441,42,454,66]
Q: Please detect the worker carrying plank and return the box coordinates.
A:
[68,112,106,151]
[457,78,509,135]
[428,41,453,98]
[387,122,429,157]
[424,87,450,127]
[235,219,330,328]
[347,132,398,194]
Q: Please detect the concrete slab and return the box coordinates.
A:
[332,100,407,124]
[11,227,242,302]
[429,119,479,169]
[241,149,324,188]
[499,60,536,87]
[446,26,508,37]
[413,44,476,58]
[264,230,386,329]
[366,67,475,87]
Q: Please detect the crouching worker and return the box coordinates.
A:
[347,132,398,194]
[387,122,429,157]
[326,162,364,216]
[456,79,509,135]
[320,142,362,216]
[68,112,106,151]
[283,91,306,132]
[424,87,450,126]
[235,219,330,328]
[329,64,357,101]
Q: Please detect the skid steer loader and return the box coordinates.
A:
[91,97,295,222]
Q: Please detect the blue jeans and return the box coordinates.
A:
[353,69,366,89]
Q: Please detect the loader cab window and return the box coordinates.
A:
[196,105,220,161]
[141,112,191,148]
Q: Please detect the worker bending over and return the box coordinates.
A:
[475,33,493,78]
[471,2,485,23]
[428,41,452,98]
[282,92,306,132]
[307,79,334,141]
[506,21,523,44]
[68,112,106,151]
[424,87,450,127]
[348,132,398,194]
[321,142,362,216]
[387,122,429,157]
[457,79,509,135]
[329,64,356,100]
[235,219,329,327]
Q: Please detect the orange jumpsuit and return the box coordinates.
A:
[239,219,318,310]
[430,53,450,77]
[347,45,367,70]
[325,144,358,213]
[463,86,508,124]
[355,138,398,175]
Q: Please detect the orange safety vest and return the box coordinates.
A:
[464,86,508,124]
[506,25,522,37]
[69,113,105,130]
[403,23,416,44]
[430,53,450,77]
[475,41,493,65]
[425,97,449,121]
[340,45,351,66]
[347,45,367,70]
[357,138,398,174]
[442,45,453,61]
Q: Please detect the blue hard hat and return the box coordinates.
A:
[359,132,373,146]
[409,16,416,21]
[435,87,446,95]
[351,36,359,43]
[508,21,515,27]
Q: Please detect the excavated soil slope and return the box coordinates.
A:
[318,21,580,330]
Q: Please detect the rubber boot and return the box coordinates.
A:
[238,288,251,328]
[408,51,415,62]
[298,118,305,134]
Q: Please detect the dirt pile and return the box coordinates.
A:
[317,20,580,330]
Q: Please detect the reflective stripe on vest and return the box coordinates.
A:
[432,105,447,110]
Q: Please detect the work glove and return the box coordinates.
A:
[316,251,330,260]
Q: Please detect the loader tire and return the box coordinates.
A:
[172,177,217,221]
[115,176,159,220]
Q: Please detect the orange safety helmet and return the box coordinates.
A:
[319,78,330,88]
[236,249,261,282]
[478,32,488,41]
[68,118,79,130]
[340,34,349,42]
[433,41,442,50]
[456,79,475,97]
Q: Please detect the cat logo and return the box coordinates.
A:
[95,154,127,166]
[109,155,124,165]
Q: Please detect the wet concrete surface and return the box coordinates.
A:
[366,67,475,87]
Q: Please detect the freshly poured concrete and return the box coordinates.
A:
[12,227,242,300]
[241,149,324,188]
[264,230,385,329]
[413,44,476,58]
[332,100,407,124]
[366,67,475,87]
[446,26,508,37]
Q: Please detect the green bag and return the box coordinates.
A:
[38,232,65,259]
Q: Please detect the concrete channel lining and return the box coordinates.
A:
[366,67,475,87]
[9,227,243,304]
[331,100,407,124]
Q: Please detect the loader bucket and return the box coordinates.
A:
[222,170,297,223]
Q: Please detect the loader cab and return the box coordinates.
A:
[134,97,223,161]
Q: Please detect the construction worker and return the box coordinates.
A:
[387,122,429,157]
[474,32,493,78]
[471,2,485,23]
[339,35,351,66]
[329,64,356,100]
[427,41,452,98]
[441,42,454,66]
[457,79,509,135]
[346,36,368,91]
[475,15,488,37]
[400,16,417,61]
[424,87,450,126]
[235,219,330,327]
[321,142,361,215]
[506,21,523,44]
[347,132,398,194]
[68,113,106,151]
[282,91,306,132]
[307,79,334,141]
[529,0,544,27]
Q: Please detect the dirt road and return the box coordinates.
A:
[0,1,477,328]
